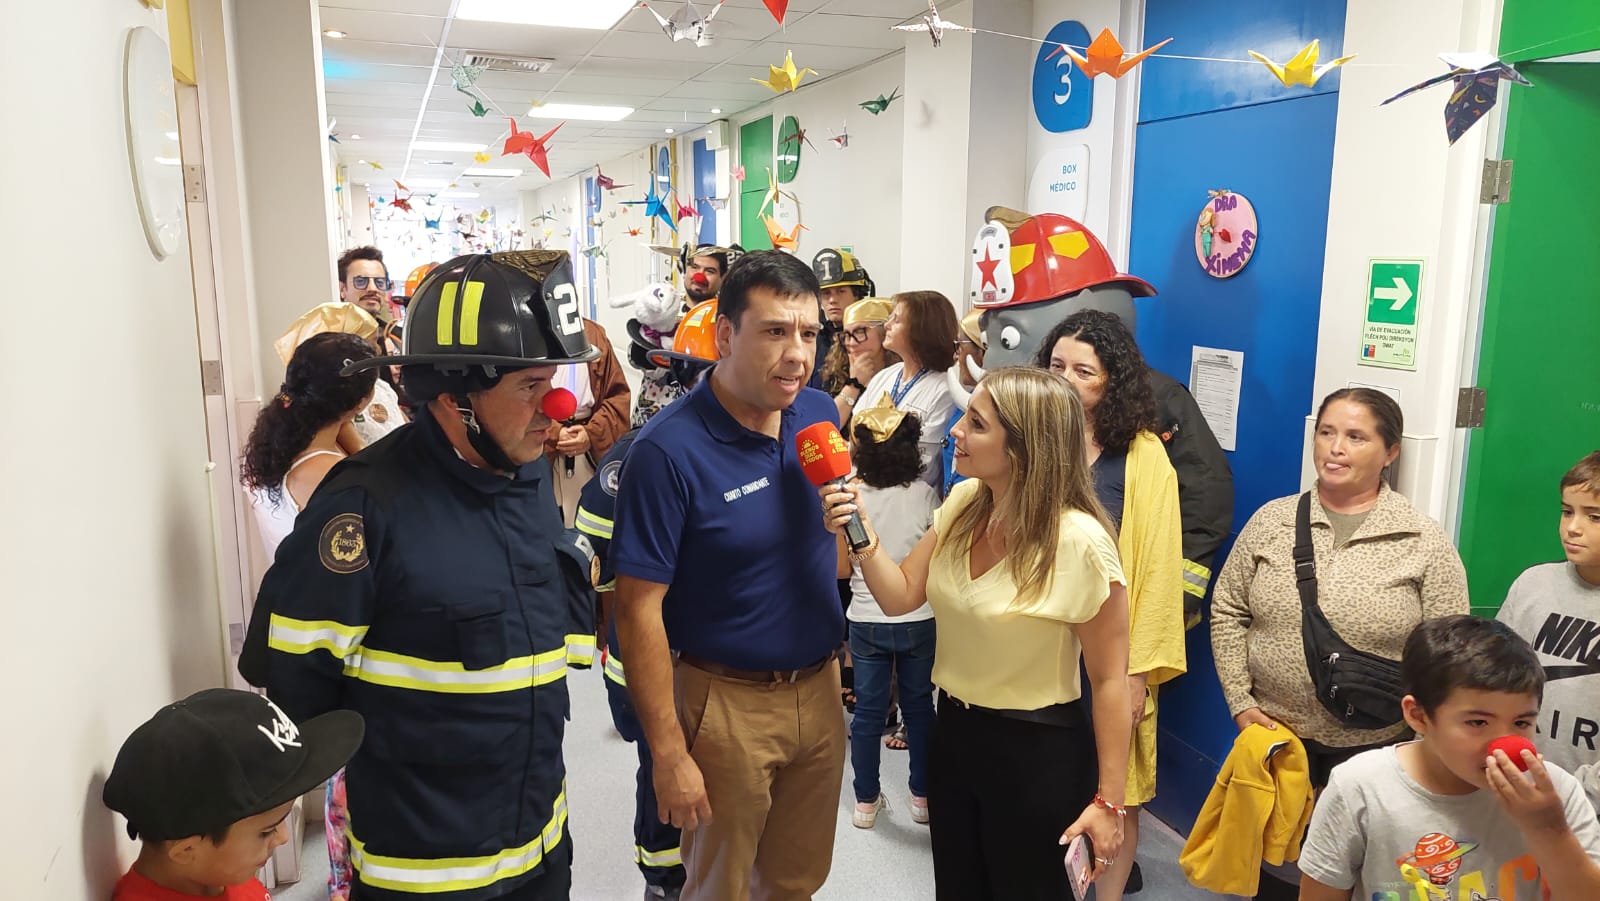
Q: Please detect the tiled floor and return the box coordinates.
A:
[277,668,1245,900]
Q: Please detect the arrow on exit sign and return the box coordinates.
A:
[1374,277,1413,311]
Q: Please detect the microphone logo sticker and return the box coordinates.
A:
[798,437,823,468]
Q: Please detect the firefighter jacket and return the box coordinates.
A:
[1151,369,1236,626]
[574,427,640,687]
[258,408,596,901]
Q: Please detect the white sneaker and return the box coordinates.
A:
[910,795,929,824]
[852,793,888,829]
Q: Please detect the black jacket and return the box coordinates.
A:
[1150,369,1235,626]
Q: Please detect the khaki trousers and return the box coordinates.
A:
[549,453,595,530]
[673,658,846,901]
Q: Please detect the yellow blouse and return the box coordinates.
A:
[926,479,1126,711]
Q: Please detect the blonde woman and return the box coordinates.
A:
[822,366,1133,899]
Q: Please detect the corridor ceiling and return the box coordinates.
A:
[319,0,930,204]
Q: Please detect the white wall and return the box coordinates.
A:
[0,2,225,896]
[734,54,908,295]
[1306,0,1503,523]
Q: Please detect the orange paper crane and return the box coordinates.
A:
[502,117,565,178]
[763,215,806,252]
[1047,28,1171,79]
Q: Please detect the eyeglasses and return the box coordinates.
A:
[841,327,877,345]
[350,276,391,291]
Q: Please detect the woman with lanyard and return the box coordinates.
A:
[1036,310,1185,901]
[821,367,1133,898]
[1211,387,1467,899]
[853,291,960,489]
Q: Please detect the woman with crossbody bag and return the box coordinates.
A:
[1209,388,1468,899]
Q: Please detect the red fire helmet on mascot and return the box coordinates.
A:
[970,208,1155,309]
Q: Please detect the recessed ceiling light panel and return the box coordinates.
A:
[526,103,634,121]
[456,0,635,29]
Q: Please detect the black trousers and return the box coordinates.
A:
[349,831,573,901]
[928,695,1096,901]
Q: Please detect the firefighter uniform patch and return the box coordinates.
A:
[319,513,369,574]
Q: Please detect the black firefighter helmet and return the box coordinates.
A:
[345,251,598,469]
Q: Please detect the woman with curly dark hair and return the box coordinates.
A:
[242,332,377,559]
[836,401,940,829]
[1034,310,1185,901]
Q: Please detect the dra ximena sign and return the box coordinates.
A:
[1194,190,1257,279]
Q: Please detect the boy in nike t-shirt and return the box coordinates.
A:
[1498,450,1600,813]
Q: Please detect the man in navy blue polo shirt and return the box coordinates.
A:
[611,251,846,901]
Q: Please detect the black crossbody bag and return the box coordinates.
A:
[1294,492,1404,730]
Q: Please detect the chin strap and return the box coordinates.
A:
[452,393,521,473]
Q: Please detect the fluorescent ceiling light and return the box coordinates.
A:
[527,103,633,122]
[438,191,480,198]
[324,29,347,39]
[462,168,523,177]
[412,140,487,152]
[710,108,722,115]
[401,178,453,188]
[164,131,179,140]
[351,134,362,140]
[457,0,635,29]
[665,128,675,134]
[155,156,181,166]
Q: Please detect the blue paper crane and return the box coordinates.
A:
[623,180,677,233]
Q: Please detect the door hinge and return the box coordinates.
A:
[183,163,206,202]
[1480,159,1513,204]
[200,359,224,397]
[1456,387,1487,428]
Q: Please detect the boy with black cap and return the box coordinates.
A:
[103,688,364,901]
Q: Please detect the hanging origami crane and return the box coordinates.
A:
[763,215,806,252]
[779,122,817,152]
[1047,28,1171,79]
[753,50,817,93]
[891,1,974,48]
[1248,39,1355,89]
[473,151,491,164]
[828,124,849,149]
[759,167,798,217]
[581,241,611,261]
[452,62,485,100]
[626,226,643,237]
[859,87,901,115]
[595,165,632,192]
[362,160,383,170]
[502,118,565,177]
[760,0,787,24]
[673,196,699,222]
[731,165,746,182]
[1381,52,1532,145]
[637,0,725,47]
[624,179,678,233]
[531,209,556,224]
[469,100,490,117]
[389,180,414,212]
[424,211,442,230]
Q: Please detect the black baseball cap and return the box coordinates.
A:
[103,689,364,841]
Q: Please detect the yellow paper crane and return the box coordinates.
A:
[752,49,817,93]
[473,151,491,164]
[1048,28,1170,79]
[1248,39,1355,88]
[763,215,806,252]
[759,167,798,218]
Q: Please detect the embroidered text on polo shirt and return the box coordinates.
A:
[723,477,772,503]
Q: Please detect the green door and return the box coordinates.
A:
[1457,62,1600,615]
[738,116,773,251]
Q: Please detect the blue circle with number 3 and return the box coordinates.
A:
[1032,20,1093,133]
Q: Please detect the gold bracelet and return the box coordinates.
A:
[848,531,880,562]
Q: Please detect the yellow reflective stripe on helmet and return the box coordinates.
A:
[566,633,596,668]
[1182,559,1212,598]
[349,785,569,893]
[603,652,627,687]
[1049,230,1090,259]
[437,282,458,346]
[574,506,613,541]
[1010,243,1035,274]
[340,646,568,694]
[268,615,368,660]
[458,280,485,346]
[635,844,681,868]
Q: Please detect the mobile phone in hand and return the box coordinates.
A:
[1063,832,1095,900]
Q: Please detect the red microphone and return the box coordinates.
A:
[796,422,871,552]
[542,388,580,476]
[1487,735,1538,772]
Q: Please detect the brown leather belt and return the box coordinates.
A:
[676,651,834,684]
